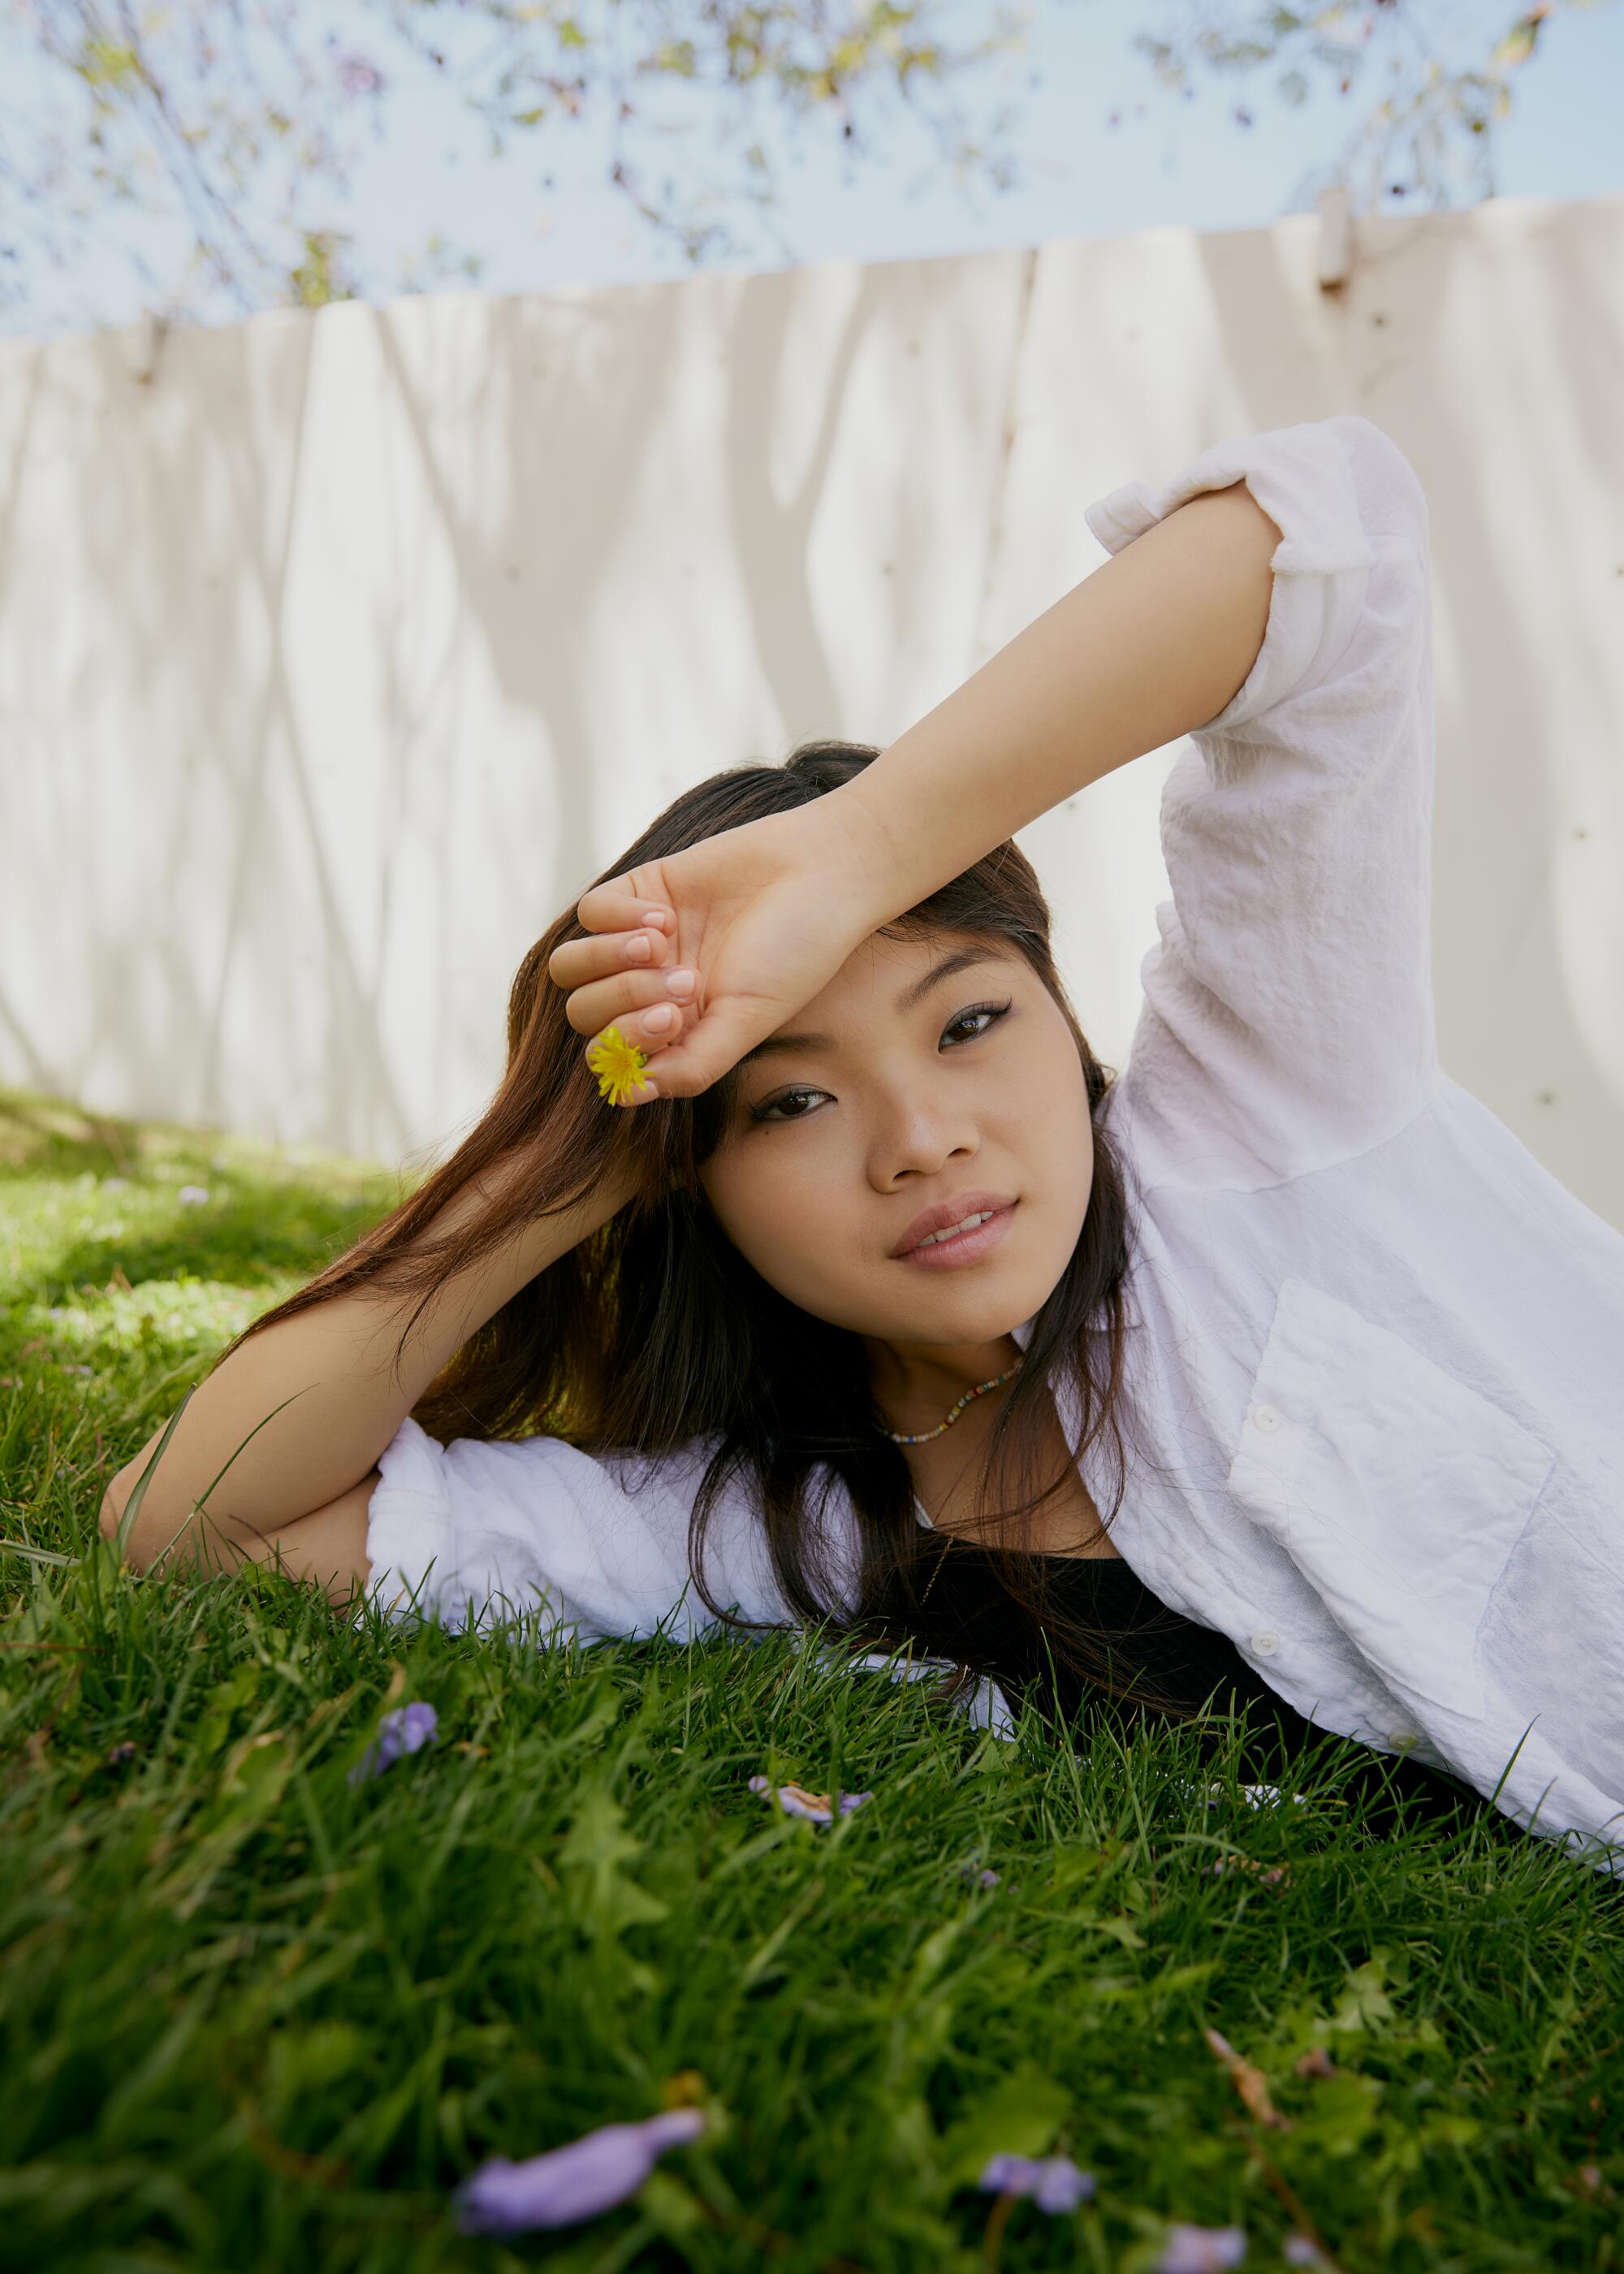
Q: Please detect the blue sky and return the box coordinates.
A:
[6,0,1623,335]
[432,0,1624,289]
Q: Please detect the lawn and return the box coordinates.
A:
[2,1083,1620,2273]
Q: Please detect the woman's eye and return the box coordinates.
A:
[944,1000,1012,1045]
[748,999,1012,1123]
[751,1087,824,1125]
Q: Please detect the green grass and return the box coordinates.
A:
[2,1082,1621,2274]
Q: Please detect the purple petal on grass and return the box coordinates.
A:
[978,2153,1095,2212]
[1282,2242,1324,2268]
[1155,2224,1248,2272]
[348,1700,438,1786]
[960,1861,1001,1888]
[455,2108,706,2233]
[748,1775,870,1823]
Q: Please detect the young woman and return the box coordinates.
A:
[102,415,1624,1869]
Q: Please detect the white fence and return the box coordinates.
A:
[2,190,1622,1228]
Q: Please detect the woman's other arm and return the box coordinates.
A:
[833,482,1281,920]
[98,1162,635,1586]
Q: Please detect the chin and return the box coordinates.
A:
[893,1279,1043,1341]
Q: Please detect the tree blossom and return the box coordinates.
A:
[336,53,384,96]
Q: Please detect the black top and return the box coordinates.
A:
[913,1533,1478,1827]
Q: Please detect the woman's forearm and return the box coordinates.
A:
[103,1161,634,1570]
[830,482,1281,920]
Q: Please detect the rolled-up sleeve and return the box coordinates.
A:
[1086,414,1440,1189]
[365,1415,799,1642]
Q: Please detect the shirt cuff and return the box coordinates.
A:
[1083,418,1376,733]
[365,1413,458,1623]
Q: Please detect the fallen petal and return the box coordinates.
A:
[749,1775,869,1823]
[767,1779,833,1822]
[389,1701,439,1754]
[348,1699,439,1785]
[1209,1853,1292,1889]
[1155,2224,1248,2272]
[978,2151,1094,2212]
[1204,1783,1308,1810]
[456,2108,705,2233]
[1031,2155,1095,2212]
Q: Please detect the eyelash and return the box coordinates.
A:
[747,999,1014,1125]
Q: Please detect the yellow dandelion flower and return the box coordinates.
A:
[585,1022,652,1106]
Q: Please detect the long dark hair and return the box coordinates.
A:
[218,740,1176,1717]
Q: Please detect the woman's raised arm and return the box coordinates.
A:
[836,479,1281,926]
[548,478,1280,1105]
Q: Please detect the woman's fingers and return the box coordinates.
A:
[547,880,702,1074]
[559,809,883,1111]
[562,964,701,1045]
[547,924,672,992]
[602,993,769,1103]
[572,875,673,939]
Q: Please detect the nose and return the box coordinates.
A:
[871,1094,979,1189]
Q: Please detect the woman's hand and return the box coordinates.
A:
[547,799,889,1105]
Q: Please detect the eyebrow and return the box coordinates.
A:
[736,945,1013,1069]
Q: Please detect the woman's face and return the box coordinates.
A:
[698,927,1095,1359]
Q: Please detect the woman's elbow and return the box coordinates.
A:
[97,1450,188,1570]
[98,1465,154,1566]
[97,1420,192,1567]
[97,1476,123,1546]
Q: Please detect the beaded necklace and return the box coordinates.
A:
[883,1355,1026,1444]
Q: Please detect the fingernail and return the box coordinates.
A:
[666,968,695,996]
[641,908,667,929]
[643,1004,676,1033]
[624,932,651,962]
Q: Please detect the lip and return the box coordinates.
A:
[891,1189,1017,1260]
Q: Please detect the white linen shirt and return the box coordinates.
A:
[368,414,1624,1870]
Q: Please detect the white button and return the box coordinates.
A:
[1251,1405,1282,1434]
[1249,1630,1281,1658]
